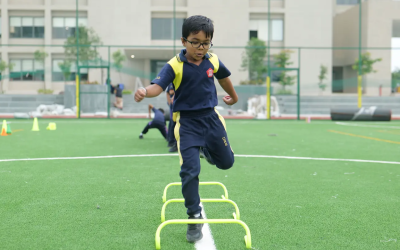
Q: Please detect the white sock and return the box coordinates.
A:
[140,133,143,136]
[193,213,201,217]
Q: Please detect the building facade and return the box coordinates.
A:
[0,0,394,96]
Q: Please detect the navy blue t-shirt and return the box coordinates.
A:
[151,49,231,112]
[152,108,165,124]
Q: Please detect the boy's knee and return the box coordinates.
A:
[216,156,234,170]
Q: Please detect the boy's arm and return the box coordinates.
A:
[148,104,154,119]
[218,77,238,105]
[134,84,164,102]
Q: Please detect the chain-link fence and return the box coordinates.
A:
[1,0,399,119]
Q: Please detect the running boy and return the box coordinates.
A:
[134,15,238,242]
[139,104,167,140]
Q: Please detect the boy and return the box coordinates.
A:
[139,104,167,140]
[134,15,238,242]
[166,83,177,152]
[109,81,124,110]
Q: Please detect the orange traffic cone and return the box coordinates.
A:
[1,128,7,136]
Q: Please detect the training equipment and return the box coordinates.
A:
[156,181,252,249]
[331,107,391,121]
[1,128,7,136]
[46,123,57,130]
[1,120,7,132]
[32,118,39,131]
[6,124,12,134]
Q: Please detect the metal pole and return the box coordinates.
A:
[107,46,111,119]
[173,0,176,56]
[76,0,80,118]
[267,0,271,120]
[297,49,301,120]
[266,76,270,119]
[358,0,362,108]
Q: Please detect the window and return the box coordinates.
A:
[52,59,88,81]
[150,60,168,79]
[151,18,184,40]
[9,59,44,81]
[10,17,44,38]
[249,19,283,41]
[336,0,359,5]
[52,17,88,39]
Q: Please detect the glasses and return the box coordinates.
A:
[183,37,213,49]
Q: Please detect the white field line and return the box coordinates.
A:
[195,202,217,250]
[335,122,400,130]
[0,154,399,165]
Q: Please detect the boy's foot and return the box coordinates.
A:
[186,214,204,243]
[169,144,178,152]
[199,147,215,165]
[139,135,143,139]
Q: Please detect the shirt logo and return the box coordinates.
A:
[222,137,228,146]
[207,68,213,78]
[156,76,161,79]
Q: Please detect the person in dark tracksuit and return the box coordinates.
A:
[109,81,124,110]
[166,83,178,152]
[134,15,238,243]
[139,104,167,140]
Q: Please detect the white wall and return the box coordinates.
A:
[285,0,333,95]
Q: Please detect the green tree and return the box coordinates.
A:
[64,26,102,65]
[241,38,268,84]
[392,68,400,92]
[273,50,295,91]
[352,52,382,75]
[0,60,14,93]
[318,64,328,92]
[112,50,126,83]
[34,49,48,91]
[58,60,72,83]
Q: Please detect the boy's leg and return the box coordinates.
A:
[168,120,176,145]
[204,112,234,170]
[140,122,153,138]
[154,123,168,140]
[175,114,205,242]
[141,122,152,134]
[179,146,202,216]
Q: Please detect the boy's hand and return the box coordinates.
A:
[223,95,237,106]
[134,88,146,102]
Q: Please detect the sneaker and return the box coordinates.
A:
[199,147,215,165]
[167,141,174,147]
[139,135,143,139]
[169,144,178,152]
[186,215,204,243]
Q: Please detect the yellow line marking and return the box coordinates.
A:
[378,130,400,135]
[12,129,24,133]
[328,130,400,145]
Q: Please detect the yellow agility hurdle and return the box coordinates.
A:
[155,219,252,249]
[161,198,240,222]
[162,182,229,202]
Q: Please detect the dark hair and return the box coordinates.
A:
[158,108,165,114]
[182,15,214,40]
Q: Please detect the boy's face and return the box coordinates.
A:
[181,30,211,62]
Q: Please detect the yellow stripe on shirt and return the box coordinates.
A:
[167,55,184,91]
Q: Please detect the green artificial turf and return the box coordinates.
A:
[0,119,399,249]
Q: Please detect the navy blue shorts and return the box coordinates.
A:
[174,108,234,215]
